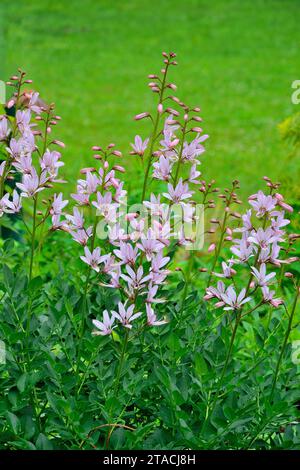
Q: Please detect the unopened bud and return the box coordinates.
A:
[52,140,65,148]
[112,165,125,173]
[134,112,150,121]
[112,150,122,157]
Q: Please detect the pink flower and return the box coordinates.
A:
[16,109,32,133]
[261,286,283,308]
[0,193,11,216]
[163,178,193,204]
[251,263,276,286]
[153,155,172,181]
[0,117,10,141]
[151,251,170,273]
[248,191,276,217]
[188,164,201,184]
[66,207,85,229]
[92,311,115,336]
[51,214,68,230]
[40,150,64,179]
[221,286,251,311]
[248,228,280,249]
[2,190,22,214]
[50,193,68,215]
[80,246,106,272]
[137,229,164,261]
[70,228,92,246]
[130,135,149,156]
[146,283,165,303]
[146,304,167,326]
[231,234,254,262]
[12,154,33,174]
[114,242,139,265]
[213,261,236,279]
[121,265,150,290]
[204,281,226,301]
[112,302,142,329]
[181,134,208,163]
[28,92,43,114]
[16,168,47,198]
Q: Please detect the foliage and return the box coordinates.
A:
[0,53,299,450]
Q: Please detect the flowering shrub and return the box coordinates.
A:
[0,54,299,450]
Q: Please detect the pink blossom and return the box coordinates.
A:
[66,207,85,229]
[70,228,92,246]
[40,150,64,179]
[112,302,142,329]
[221,286,252,311]
[80,246,106,272]
[2,190,22,214]
[248,228,280,249]
[16,109,32,133]
[114,242,139,265]
[16,168,47,198]
[153,155,173,181]
[163,178,193,204]
[248,191,276,217]
[230,234,254,262]
[151,251,170,272]
[204,281,226,301]
[12,154,33,174]
[146,304,167,326]
[92,311,115,336]
[261,286,283,308]
[121,265,150,290]
[188,164,201,184]
[50,193,68,215]
[213,261,236,279]
[0,117,10,141]
[181,134,208,163]
[130,135,149,156]
[137,229,164,261]
[251,263,276,286]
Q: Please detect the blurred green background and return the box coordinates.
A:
[1,0,300,198]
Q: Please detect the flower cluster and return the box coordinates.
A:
[60,52,211,335]
[205,177,298,313]
[0,70,66,232]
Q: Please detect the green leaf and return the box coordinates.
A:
[6,411,21,435]
[16,373,27,393]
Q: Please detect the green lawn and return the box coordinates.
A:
[1,0,300,198]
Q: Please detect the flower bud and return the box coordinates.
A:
[112,165,125,173]
[134,112,150,120]
[208,243,216,253]
[52,140,65,148]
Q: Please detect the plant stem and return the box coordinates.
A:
[29,196,38,281]
[200,310,242,436]
[140,64,169,202]
[270,279,299,400]
[114,329,129,395]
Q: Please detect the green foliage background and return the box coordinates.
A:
[1,0,300,198]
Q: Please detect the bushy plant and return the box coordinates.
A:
[0,54,299,450]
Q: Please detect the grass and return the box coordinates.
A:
[1,0,300,198]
